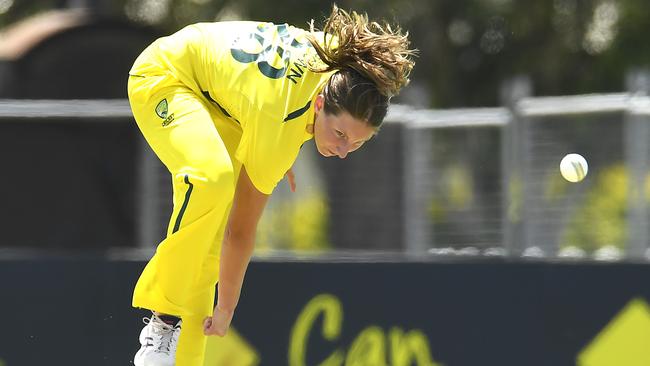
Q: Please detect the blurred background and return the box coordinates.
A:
[2,0,650,365]
[2,0,650,259]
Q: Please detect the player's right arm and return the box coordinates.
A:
[203,165,269,336]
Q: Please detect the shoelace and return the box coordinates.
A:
[142,315,178,354]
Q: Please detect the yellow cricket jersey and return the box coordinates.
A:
[130,22,336,194]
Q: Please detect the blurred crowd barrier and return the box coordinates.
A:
[3,257,650,365]
[2,70,650,261]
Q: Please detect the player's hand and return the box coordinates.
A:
[285,168,296,192]
[203,306,234,336]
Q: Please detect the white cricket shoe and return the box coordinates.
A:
[133,313,182,366]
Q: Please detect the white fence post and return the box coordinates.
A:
[624,69,650,259]
[500,76,532,257]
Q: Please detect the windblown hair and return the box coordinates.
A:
[306,5,416,127]
[306,5,415,97]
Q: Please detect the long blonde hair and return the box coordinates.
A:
[306,5,416,98]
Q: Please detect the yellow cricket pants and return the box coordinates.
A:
[128,72,242,366]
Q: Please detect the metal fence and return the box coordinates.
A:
[400,71,650,261]
[2,71,650,261]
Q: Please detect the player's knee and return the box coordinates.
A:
[205,167,235,197]
[177,162,235,198]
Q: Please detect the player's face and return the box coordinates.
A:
[312,95,376,159]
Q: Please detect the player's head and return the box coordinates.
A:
[307,4,416,129]
[312,90,376,159]
[307,5,415,158]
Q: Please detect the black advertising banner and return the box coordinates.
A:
[1,258,649,365]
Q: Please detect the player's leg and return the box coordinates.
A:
[173,209,229,365]
[173,105,244,365]
[128,74,235,366]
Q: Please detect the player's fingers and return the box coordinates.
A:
[203,317,228,336]
[203,317,214,335]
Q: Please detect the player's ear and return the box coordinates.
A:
[314,94,324,113]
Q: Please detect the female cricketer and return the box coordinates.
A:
[128,5,415,366]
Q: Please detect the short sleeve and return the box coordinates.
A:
[235,112,303,195]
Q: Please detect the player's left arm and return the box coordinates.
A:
[204,165,269,336]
